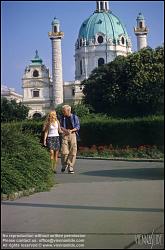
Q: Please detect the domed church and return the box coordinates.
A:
[22,1,148,118]
[75,1,132,81]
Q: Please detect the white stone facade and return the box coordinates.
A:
[22,55,52,118]
[1,85,23,103]
[75,42,131,81]
[64,80,83,104]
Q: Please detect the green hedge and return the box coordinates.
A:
[2,115,164,148]
[80,115,164,147]
[1,123,54,195]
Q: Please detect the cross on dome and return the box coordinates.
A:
[35,50,39,58]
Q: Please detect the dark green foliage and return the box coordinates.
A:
[79,115,164,147]
[1,97,30,122]
[82,46,164,117]
[70,103,93,118]
[7,115,164,148]
[1,123,54,195]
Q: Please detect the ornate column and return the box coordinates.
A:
[48,18,64,106]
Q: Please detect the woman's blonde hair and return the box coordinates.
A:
[43,110,58,131]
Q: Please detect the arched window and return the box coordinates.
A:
[54,26,57,33]
[98,58,105,67]
[80,60,83,75]
[121,37,125,45]
[33,112,42,119]
[77,40,79,49]
[139,21,143,28]
[79,39,83,47]
[97,35,103,44]
[72,88,75,96]
[33,70,39,77]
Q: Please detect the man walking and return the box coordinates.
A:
[60,105,80,174]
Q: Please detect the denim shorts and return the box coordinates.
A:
[46,136,60,151]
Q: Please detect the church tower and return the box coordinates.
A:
[22,50,51,118]
[48,18,64,106]
[134,13,148,50]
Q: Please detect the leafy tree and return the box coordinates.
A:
[71,103,93,117]
[1,97,29,122]
[82,46,164,117]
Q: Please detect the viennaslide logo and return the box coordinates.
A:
[135,229,163,249]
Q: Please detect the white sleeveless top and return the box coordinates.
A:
[48,122,59,137]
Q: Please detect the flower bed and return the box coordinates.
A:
[77,144,164,159]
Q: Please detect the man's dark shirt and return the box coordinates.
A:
[65,116,74,130]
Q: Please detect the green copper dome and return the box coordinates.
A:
[78,10,129,44]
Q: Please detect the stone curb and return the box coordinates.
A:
[1,188,36,201]
[76,156,164,162]
[58,156,164,162]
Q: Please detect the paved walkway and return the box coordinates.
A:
[1,159,164,249]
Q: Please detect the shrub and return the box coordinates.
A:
[71,103,93,118]
[1,123,54,195]
[79,115,164,147]
[4,115,163,149]
[1,97,29,122]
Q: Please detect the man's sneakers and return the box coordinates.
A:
[68,166,74,174]
[61,165,74,174]
[61,165,68,173]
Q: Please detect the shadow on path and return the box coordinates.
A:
[82,168,164,180]
[1,202,164,213]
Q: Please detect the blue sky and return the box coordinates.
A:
[1,1,164,94]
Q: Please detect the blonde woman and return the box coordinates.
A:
[43,110,63,173]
